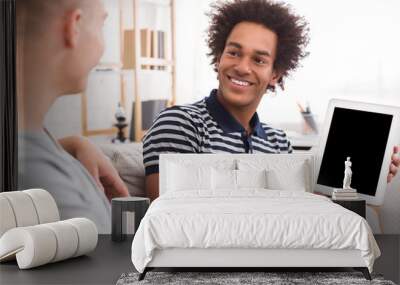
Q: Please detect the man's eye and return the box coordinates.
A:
[254,58,266,65]
[227,51,239,57]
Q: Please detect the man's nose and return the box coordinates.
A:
[233,57,251,75]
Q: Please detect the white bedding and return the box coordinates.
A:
[131,190,380,273]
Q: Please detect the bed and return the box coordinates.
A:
[131,154,380,280]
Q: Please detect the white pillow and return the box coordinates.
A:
[211,168,237,190]
[211,168,268,191]
[266,164,307,192]
[237,157,311,192]
[237,169,268,189]
[166,162,212,192]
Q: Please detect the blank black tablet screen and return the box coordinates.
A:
[317,107,392,196]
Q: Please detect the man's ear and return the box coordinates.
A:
[64,9,83,48]
[266,70,283,92]
[215,54,222,68]
[269,70,282,87]
[214,54,221,76]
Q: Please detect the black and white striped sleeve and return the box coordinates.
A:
[263,126,293,154]
[142,106,200,176]
[279,130,293,153]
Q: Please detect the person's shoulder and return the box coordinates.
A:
[18,131,62,161]
[19,130,89,182]
[18,134,82,194]
[156,99,208,124]
[260,123,289,140]
[143,99,207,151]
[163,99,206,116]
[259,123,292,153]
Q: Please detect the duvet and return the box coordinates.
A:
[131,190,380,273]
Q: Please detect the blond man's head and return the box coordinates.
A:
[17,0,108,94]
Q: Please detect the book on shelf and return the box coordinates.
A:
[122,28,167,71]
[122,28,153,70]
[157,30,165,70]
[150,30,167,70]
[122,30,135,69]
[150,30,158,70]
[140,28,151,69]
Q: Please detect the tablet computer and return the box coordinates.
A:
[314,99,400,205]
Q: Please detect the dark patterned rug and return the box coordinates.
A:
[116,271,396,285]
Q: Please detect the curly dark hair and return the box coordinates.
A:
[207,0,310,90]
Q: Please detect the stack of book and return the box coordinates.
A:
[332,188,359,200]
[122,28,168,71]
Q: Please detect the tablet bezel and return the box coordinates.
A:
[314,98,400,205]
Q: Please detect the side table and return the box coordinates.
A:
[332,198,366,218]
[112,197,150,241]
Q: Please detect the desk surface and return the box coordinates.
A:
[0,235,134,285]
[1,235,398,285]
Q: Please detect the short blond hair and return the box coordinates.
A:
[16,0,89,39]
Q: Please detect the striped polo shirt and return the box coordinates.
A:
[143,89,292,175]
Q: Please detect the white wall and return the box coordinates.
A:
[175,0,218,104]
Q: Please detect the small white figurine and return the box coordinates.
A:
[112,102,128,143]
[115,102,126,122]
[343,156,353,189]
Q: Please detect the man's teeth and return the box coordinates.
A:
[230,78,250,86]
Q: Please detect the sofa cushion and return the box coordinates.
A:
[99,143,145,197]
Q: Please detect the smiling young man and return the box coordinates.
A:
[217,22,280,135]
[142,0,399,201]
[142,0,308,201]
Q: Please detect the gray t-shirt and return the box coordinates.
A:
[18,130,111,233]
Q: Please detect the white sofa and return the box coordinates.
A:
[99,142,146,197]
